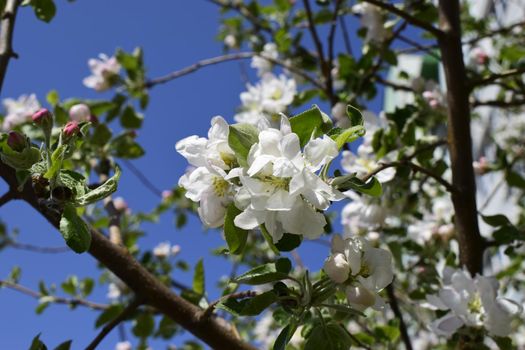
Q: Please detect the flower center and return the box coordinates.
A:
[220,152,237,169]
[468,294,482,314]
[212,176,229,197]
[260,176,290,191]
[271,88,283,100]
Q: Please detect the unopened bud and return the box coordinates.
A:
[69,103,91,122]
[324,253,350,284]
[113,197,128,212]
[88,114,99,124]
[162,190,173,201]
[32,108,52,124]
[7,131,27,152]
[63,121,80,138]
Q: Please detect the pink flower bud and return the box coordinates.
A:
[69,103,91,122]
[32,108,52,124]
[63,121,80,138]
[162,190,173,201]
[7,131,27,152]
[88,114,99,124]
[473,156,490,175]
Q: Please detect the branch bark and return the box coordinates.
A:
[386,284,412,350]
[437,0,484,275]
[0,0,19,92]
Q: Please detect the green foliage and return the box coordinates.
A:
[234,259,291,285]
[59,203,91,253]
[224,203,249,255]
[289,105,331,147]
[228,123,259,167]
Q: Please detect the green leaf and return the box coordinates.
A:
[59,203,91,253]
[155,316,179,339]
[0,134,41,171]
[482,214,511,227]
[234,262,289,285]
[289,105,325,147]
[120,105,143,129]
[74,166,121,206]
[346,105,364,127]
[31,0,56,23]
[305,323,352,350]
[28,333,47,350]
[274,233,302,252]
[223,203,248,255]
[275,257,292,274]
[506,170,525,189]
[46,90,59,106]
[95,304,124,328]
[332,175,382,197]
[61,276,78,295]
[43,145,67,179]
[59,170,88,198]
[193,259,205,295]
[132,313,155,338]
[273,324,298,350]
[228,123,259,167]
[91,124,112,146]
[493,336,514,350]
[321,303,365,317]
[260,224,280,255]
[53,340,72,350]
[80,278,94,297]
[216,291,278,316]
[110,133,145,159]
[331,125,366,149]
[493,225,525,244]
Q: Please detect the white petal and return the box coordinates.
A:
[324,253,350,284]
[304,135,338,171]
[176,136,208,167]
[430,314,464,337]
[234,208,263,230]
[279,200,326,239]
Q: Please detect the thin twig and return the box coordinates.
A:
[7,242,69,253]
[397,34,440,59]
[472,98,525,108]
[386,284,413,350]
[327,0,344,105]
[471,66,525,87]
[339,16,352,56]
[205,0,272,33]
[0,0,19,93]
[85,297,144,350]
[465,20,525,47]
[361,0,442,37]
[122,159,163,197]
[145,52,323,90]
[374,75,414,91]
[0,279,108,310]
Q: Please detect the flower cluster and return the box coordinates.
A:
[177,115,343,242]
[424,268,522,337]
[2,94,41,131]
[323,235,393,311]
[83,53,121,91]
[352,3,388,44]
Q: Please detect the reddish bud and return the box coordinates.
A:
[32,108,52,124]
[7,131,27,152]
[128,130,137,138]
[88,114,99,124]
[63,121,80,138]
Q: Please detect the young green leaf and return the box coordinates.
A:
[333,175,382,197]
[223,203,249,255]
[234,262,289,285]
[228,123,259,167]
[193,259,205,295]
[59,203,92,253]
[289,105,324,147]
[74,166,121,206]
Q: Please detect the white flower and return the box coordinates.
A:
[425,268,522,337]
[331,102,349,128]
[153,241,171,258]
[112,196,129,213]
[115,341,132,350]
[352,3,388,44]
[324,235,393,311]
[224,34,237,48]
[233,117,342,241]
[407,196,454,244]
[107,283,122,300]
[2,94,40,131]
[234,73,296,126]
[341,141,395,184]
[251,43,279,76]
[176,116,236,170]
[179,165,233,228]
[341,192,388,235]
[69,103,91,122]
[83,54,121,92]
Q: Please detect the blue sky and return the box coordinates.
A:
[0,1,384,349]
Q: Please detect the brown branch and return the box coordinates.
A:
[302,0,334,103]
[0,0,19,93]
[465,20,525,47]
[386,284,413,350]
[437,0,484,275]
[472,98,525,108]
[339,16,352,56]
[0,189,16,207]
[85,297,144,350]
[327,0,344,105]
[0,279,108,310]
[374,75,414,91]
[397,34,440,59]
[471,67,525,87]
[0,161,256,350]
[145,52,323,90]
[361,0,443,37]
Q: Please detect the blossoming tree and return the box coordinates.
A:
[0,0,524,349]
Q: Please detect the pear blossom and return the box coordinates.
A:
[115,341,132,350]
[232,117,343,241]
[153,241,181,258]
[2,94,40,131]
[83,53,121,91]
[352,3,388,44]
[107,283,122,300]
[251,42,278,76]
[224,34,237,49]
[234,73,296,126]
[323,235,393,311]
[424,268,522,337]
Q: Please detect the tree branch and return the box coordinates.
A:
[0,161,256,350]
[7,241,69,253]
[437,0,484,275]
[471,67,525,87]
[85,297,143,350]
[386,284,413,350]
[361,0,443,37]
[0,279,108,310]
[0,189,16,207]
[472,98,525,108]
[327,0,344,105]
[145,52,323,90]
[0,0,19,93]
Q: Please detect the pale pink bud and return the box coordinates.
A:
[69,104,91,122]
[63,121,80,138]
[162,190,173,201]
[32,108,52,124]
